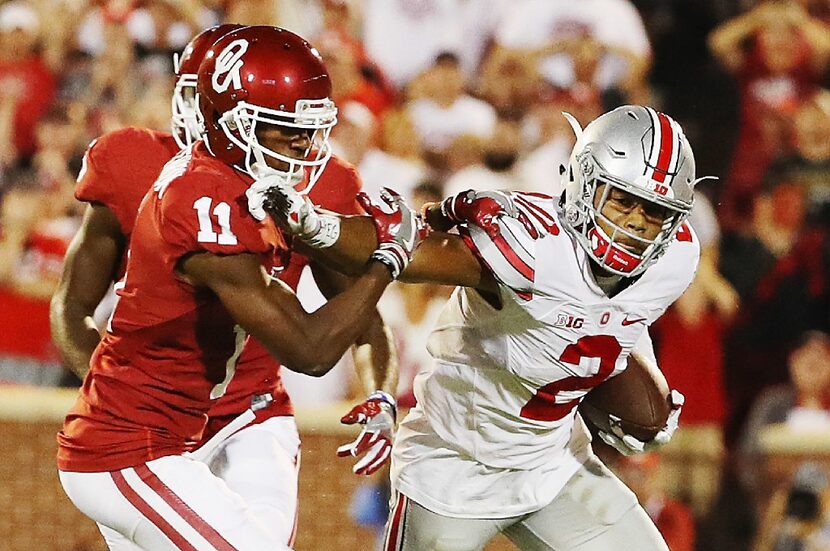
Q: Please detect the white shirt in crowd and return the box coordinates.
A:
[408,95,497,152]
[358,149,428,204]
[495,0,650,90]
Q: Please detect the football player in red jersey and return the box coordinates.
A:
[54,26,418,551]
[52,23,399,548]
[266,106,706,550]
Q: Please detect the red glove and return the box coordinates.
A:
[424,189,542,239]
[356,188,428,279]
[336,391,397,475]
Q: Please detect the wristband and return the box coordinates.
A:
[304,212,340,248]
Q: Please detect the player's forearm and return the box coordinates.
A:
[252,262,394,377]
[351,315,398,396]
[300,216,485,288]
[49,297,100,379]
[300,215,379,275]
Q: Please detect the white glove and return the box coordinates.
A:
[251,173,340,248]
[598,390,685,456]
[336,391,396,475]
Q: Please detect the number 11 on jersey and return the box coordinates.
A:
[193,196,238,245]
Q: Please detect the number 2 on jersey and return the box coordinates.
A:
[520,335,621,422]
[193,196,238,245]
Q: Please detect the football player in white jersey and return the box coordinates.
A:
[264,105,707,550]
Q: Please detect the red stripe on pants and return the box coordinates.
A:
[135,464,240,551]
[385,493,407,551]
[111,470,197,551]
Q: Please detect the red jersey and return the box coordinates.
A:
[58,143,280,472]
[75,127,179,245]
[203,155,363,435]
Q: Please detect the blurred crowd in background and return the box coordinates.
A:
[1,0,830,550]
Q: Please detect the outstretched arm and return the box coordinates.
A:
[50,204,125,379]
[268,187,506,292]
[292,217,492,289]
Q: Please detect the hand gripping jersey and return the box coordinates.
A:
[57,142,282,472]
[392,192,700,518]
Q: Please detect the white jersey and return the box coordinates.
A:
[392,193,700,518]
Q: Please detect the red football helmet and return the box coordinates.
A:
[197,25,337,189]
[172,24,244,149]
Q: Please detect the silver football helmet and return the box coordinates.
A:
[561,105,701,277]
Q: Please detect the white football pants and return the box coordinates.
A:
[383,455,669,551]
[59,454,290,551]
[202,415,301,546]
[59,416,299,551]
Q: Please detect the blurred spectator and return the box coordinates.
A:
[754,462,830,551]
[719,172,830,448]
[709,0,830,230]
[358,107,428,203]
[32,102,86,193]
[77,1,211,69]
[516,91,598,196]
[315,31,396,118]
[223,0,276,26]
[0,177,79,386]
[408,52,497,170]
[652,192,734,515]
[476,37,543,119]
[126,58,176,131]
[443,116,523,196]
[329,100,377,167]
[268,0,324,37]
[532,29,649,108]
[361,0,463,90]
[770,89,830,228]
[614,453,696,551]
[0,1,56,165]
[739,332,830,503]
[494,0,651,106]
[84,10,136,112]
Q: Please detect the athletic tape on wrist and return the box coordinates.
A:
[371,246,407,279]
[304,213,340,248]
[368,390,397,408]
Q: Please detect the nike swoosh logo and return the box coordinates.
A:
[621,316,648,326]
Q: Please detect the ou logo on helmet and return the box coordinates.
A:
[212,39,249,93]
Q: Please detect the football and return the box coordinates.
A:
[579,353,672,442]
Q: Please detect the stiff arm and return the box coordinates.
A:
[294,214,499,293]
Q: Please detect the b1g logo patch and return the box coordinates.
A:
[554,313,584,329]
[212,39,249,93]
